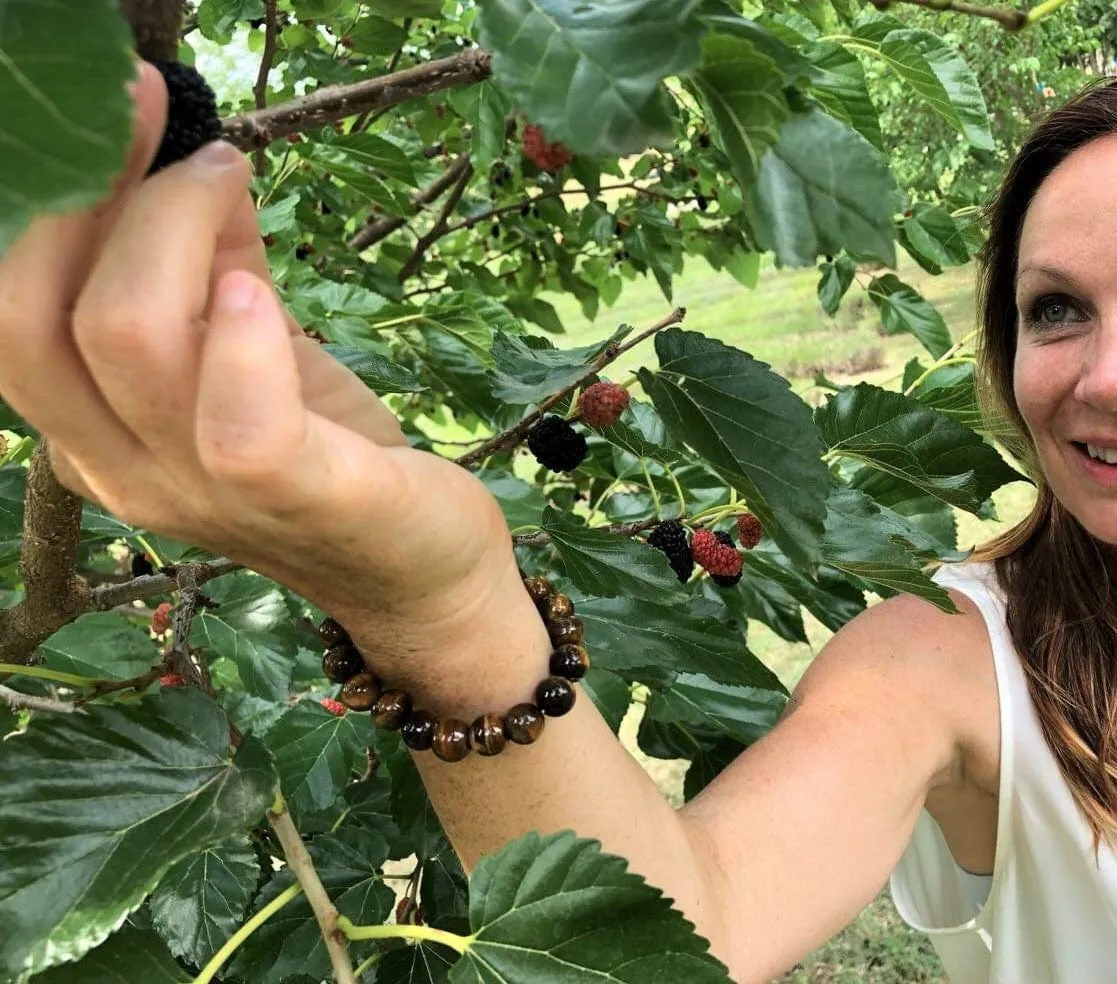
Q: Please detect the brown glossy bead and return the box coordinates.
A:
[322,643,364,683]
[522,575,555,609]
[550,644,590,681]
[536,676,577,717]
[373,689,412,729]
[400,709,438,751]
[547,616,584,648]
[431,718,471,762]
[542,593,575,623]
[317,617,349,647]
[470,712,507,757]
[339,671,383,711]
[503,702,545,744]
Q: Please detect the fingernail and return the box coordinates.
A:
[188,140,243,171]
[216,272,258,315]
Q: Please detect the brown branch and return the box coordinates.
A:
[0,684,82,715]
[867,0,1027,29]
[398,158,474,281]
[120,0,185,61]
[153,562,222,695]
[222,49,492,150]
[252,0,280,175]
[90,557,242,610]
[348,153,473,252]
[455,306,688,469]
[0,443,90,664]
[268,798,357,984]
[513,517,663,548]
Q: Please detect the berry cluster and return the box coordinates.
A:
[521,123,573,173]
[737,513,764,550]
[526,415,588,473]
[148,61,222,175]
[647,520,694,583]
[692,530,743,586]
[578,381,630,429]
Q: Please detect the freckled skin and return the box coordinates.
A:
[1013,133,1117,544]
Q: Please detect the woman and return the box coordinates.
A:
[0,65,1114,984]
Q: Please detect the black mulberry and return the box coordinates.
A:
[526,416,588,473]
[148,61,223,175]
[647,520,694,584]
[131,552,155,577]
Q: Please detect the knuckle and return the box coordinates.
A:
[72,299,152,355]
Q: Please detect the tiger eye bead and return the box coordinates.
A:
[535,676,577,717]
[372,689,412,729]
[470,713,507,757]
[549,644,590,681]
[542,593,575,623]
[547,616,584,648]
[522,575,555,609]
[400,709,438,751]
[339,671,383,711]
[322,643,364,683]
[431,719,471,762]
[503,702,545,745]
[317,617,349,647]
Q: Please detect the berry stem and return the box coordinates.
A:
[134,534,165,571]
[663,463,688,517]
[336,914,475,953]
[192,882,305,984]
[0,663,97,688]
[640,458,662,517]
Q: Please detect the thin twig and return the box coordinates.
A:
[252,0,280,174]
[74,666,164,708]
[267,798,357,984]
[398,157,474,281]
[223,49,491,150]
[513,517,663,548]
[90,557,242,610]
[0,684,81,715]
[867,0,1028,29]
[161,563,219,695]
[455,307,687,469]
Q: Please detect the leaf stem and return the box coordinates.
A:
[640,459,662,516]
[335,915,474,953]
[662,464,688,517]
[192,882,305,984]
[0,663,96,687]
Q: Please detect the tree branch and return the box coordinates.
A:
[513,517,663,548]
[159,562,221,694]
[252,0,280,175]
[0,684,81,715]
[867,0,1028,29]
[120,0,186,60]
[348,153,473,252]
[398,157,474,281]
[455,307,688,469]
[267,797,357,984]
[222,49,491,150]
[90,557,242,610]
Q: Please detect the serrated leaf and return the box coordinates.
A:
[323,344,426,394]
[478,468,546,530]
[197,0,264,42]
[901,358,984,430]
[638,328,828,567]
[693,33,790,189]
[0,0,135,253]
[449,82,511,173]
[148,835,260,967]
[647,671,786,745]
[330,133,419,186]
[747,107,900,268]
[369,0,442,16]
[266,701,375,816]
[0,689,275,981]
[868,273,952,358]
[707,563,806,643]
[476,0,705,156]
[684,737,746,800]
[899,202,971,271]
[541,508,689,603]
[29,925,189,984]
[38,611,159,680]
[817,255,855,316]
[375,942,456,984]
[739,545,865,633]
[346,13,408,55]
[453,830,733,983]
[384,732,450,861]
[816,383,1024,513]
[419,291,524,356]
[597,399,688,467]
[805,41,883,150]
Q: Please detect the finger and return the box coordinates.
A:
[196,270,404,519]
[73,141,252,462]
[0,63,167,446]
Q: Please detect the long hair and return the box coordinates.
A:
[973,77,1117,859]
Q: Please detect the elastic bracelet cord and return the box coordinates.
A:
[317,571,589,763]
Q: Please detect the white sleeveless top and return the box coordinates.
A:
[888,560,1117,982]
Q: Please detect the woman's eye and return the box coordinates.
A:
[1029,294,1085,325]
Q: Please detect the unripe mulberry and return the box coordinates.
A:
[521,123,573,173]
[710,530,743,586]
[691,529,743,582]
[320,697,347,717]
[737,513,764,549]
[152,602,173,636]
[148,60,223,175]
[526,415,588,473]
[159,673,185,687]
[578,381,630,428]
[647,519,694,584]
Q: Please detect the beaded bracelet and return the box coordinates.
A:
[317,570,590,763]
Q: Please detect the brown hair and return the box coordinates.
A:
[973,77,1117,859]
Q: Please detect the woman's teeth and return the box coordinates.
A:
[1086,443,1117,464]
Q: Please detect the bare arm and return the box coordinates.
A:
[344,572,976,984]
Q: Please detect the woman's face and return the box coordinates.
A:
[1014,133,1117,544]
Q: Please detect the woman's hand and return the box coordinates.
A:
[0,63,516,632]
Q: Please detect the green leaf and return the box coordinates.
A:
[449,82,511,173]
[148,835,260,968]
[39,612,159,681]
[323,345,426,394]
[638,328,828,567]
[346,14,408,56]
[329,133,419,186]
[901,358,983,430]
[817,255,855,316]
[597,399,688,467]
[575,592,787,691]
[816,383,1024,513]
[369,0,442,16]
[899,201,972,272]
[197,0,264,42]
[692,33,790,189]
[0,689,275,981]
[453,830,733,983]
[646,672,786,746]
[420,292,524,355]
[541,508,689,604]
[867,273,952,358]
[478,468,546,530]
[265,701,375,817]
[804,41,883,150]
[0,0,135,254]
[747,107,900,268]
[740,545,865,633]
[877,28,993,151]
[476,0,705,156]
[29,925,189,984]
